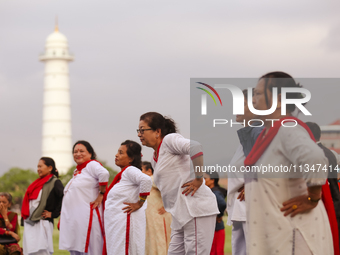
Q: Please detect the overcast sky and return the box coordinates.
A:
[1,0,340,175]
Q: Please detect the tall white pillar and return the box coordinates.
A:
[40,25,73,174]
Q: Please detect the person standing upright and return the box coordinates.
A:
[22,157,64,255]
[59,141,109,255]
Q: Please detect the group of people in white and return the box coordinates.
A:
[15,111,219,255]
[1,71,340,255]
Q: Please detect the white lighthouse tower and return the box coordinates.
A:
[40,23,73,174]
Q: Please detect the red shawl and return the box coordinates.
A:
[244,116,339,254]
[21,173,54,219]
[0,212,18,234]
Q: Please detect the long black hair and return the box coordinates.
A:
[140,112,177,138]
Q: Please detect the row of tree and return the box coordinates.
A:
[0,162,118,208]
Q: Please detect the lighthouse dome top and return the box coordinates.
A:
[46,30,68,44]
[45,28,69,50]
[40,26,74,62]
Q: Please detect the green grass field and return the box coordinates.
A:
[19,217,232,255]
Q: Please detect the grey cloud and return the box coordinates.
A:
[1,0,340,175]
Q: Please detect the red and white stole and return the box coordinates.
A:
[21,173,54,220]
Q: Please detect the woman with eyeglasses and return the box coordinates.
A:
[137,112,219,255]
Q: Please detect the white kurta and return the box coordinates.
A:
[104,166,152,255]
[227,143,246,225]
[23,190,54,255]
[245,125,333,255]
[227,144,247,255]
[59,161,109,254]
[151,133,219,230]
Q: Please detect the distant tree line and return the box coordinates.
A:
[0,167,38,207]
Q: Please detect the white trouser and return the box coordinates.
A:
[232,221,247,255]
[168,214,216,255]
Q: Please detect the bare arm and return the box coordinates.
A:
[90,185,107,209]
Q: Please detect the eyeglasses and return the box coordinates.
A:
[136,128,153,134]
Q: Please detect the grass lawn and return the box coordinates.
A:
[224,219,232,255]
[19,216,233,255]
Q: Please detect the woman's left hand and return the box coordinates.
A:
[280,194,318,217]
[41,210,52,219]
[181,178,203,196]
[237,185,245,201]
[90,194,103,209]
[123,201,144,214]
[158,207,166,215]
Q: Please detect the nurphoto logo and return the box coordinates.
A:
[196,82,312,128]
[197,82,311,116]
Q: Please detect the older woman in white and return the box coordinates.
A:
[59,141,109,255]
[138,112,219,255]
[104,140,152,255]
[244,72,334,254]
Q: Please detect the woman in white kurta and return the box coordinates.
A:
[22,157,64,255]
[244,72,334,254]
[138,112,219,255]
[59,141,109,255]
[104,140,152,255]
